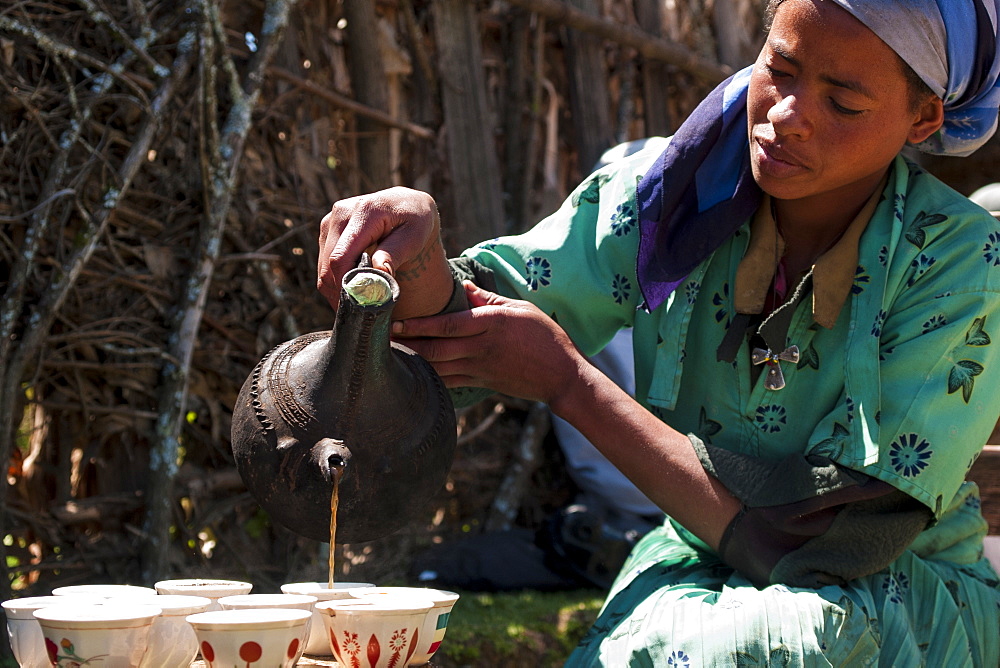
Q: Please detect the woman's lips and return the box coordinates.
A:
[753,137,809,178]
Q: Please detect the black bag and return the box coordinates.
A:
[535,503,651,590]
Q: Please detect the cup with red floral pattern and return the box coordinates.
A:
[33,602,162,668]
[186,608,310,668]
[315,597,433,668]
[352,587,460,665]
[3,595,106,668]
[279,581,373,656]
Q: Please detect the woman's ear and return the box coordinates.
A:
[908,96,944,145]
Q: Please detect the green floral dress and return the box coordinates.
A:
[461,144,1000,666]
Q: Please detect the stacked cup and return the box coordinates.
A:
[3,579,459,665]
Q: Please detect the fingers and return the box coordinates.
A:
[429,370,483,390]
[392,308,488,340]
[316,188,439,308]
[391,290,577,404]
[401,339,490,390]
[463,281,506,308]
[317,197,383,306]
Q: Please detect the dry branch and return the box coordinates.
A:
[140,0,299,582]
[485,402,550,531]
[0,10,182,604]
[500,0,732,82]
[267,66,435,139]
[0,15,154,103]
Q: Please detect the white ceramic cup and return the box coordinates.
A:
[51,584,160,600]
[138,594,211,668]
[353,587,460,665]
[218,593,317,612]
[33,602,161,668]
[3,595,105,668]
[218,594,317,651]
[316,598,433,668]
[186,608,310,668]
[153,578,252,611]
[279,581,373,656]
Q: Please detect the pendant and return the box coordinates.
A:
[751,345,800,391]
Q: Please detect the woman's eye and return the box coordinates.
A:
[765,64,789,78]
[830,98,863,116]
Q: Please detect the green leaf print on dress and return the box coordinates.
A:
[698,407,722,439]
[571,173,610,207]
[904,211,948,249]
[811,422,850,459]
[797,342,820,370]
[948,360,984,403]
[965,316,991,346]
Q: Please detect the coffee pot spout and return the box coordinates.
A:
[310,438,350,483]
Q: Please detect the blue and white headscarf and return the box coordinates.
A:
[636,0,1000,312]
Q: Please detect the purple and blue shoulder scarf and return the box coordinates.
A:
[636,0,1000,312]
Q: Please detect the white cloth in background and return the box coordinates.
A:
[971,182,1000,212]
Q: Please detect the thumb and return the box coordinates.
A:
[464,280,507,308]
[370,248,395,276]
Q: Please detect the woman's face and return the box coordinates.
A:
[747,0,940,205]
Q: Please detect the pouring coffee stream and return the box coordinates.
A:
[329,462,343,587]
[231,254,457,550]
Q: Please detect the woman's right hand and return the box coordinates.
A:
[317,187,454,319]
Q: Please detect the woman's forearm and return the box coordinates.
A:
[549,359,742,551]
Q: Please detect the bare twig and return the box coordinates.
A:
[457,401,506,446]
[267,66,436,139]
[500,0,732,82]
[485,402,550,531]
[0,188,75,222]
[7,47,197,378]
[76,0,170,78]
[0,15,153,105]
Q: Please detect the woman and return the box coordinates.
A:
[318,0,1000,664]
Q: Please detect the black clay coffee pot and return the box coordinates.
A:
[231,255,457,543]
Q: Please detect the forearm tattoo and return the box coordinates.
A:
[396,241,436,282]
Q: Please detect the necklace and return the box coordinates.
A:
[750,198,801,390]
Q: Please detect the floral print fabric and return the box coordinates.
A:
[461,144,1000,665]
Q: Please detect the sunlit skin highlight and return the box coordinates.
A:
[748,0,943,273]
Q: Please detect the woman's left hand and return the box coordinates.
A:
[392,281,589,405]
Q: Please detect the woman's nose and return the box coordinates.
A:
[768,95,813,139]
